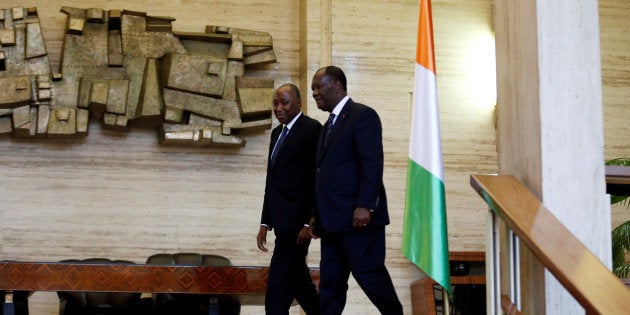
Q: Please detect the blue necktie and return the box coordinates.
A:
[324,113,335,144]
[270,125,288,163]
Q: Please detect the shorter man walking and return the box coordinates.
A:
[257,83,321,315]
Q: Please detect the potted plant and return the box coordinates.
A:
[608,158,630,278]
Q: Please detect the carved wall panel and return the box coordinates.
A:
[0,6,276,147]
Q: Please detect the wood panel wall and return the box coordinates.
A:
[0,0,627,314]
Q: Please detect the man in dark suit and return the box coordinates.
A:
[257,83,321,315]
[310,66,403,314]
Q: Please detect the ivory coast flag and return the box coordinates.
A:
[402,0,451,294]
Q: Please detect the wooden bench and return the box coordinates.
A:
[0,261,320,314]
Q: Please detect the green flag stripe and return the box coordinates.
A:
[402,158,451,292]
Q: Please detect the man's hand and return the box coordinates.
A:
[307,217,319,239]
[353,207,371,228]
[257,226,269,252]
[297,226,312,246]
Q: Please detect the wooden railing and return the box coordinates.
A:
[470,174,630,314]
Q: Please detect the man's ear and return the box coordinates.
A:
[334,80,342,93]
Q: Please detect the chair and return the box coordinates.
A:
[56,258,147,315]
[146,253,241,315]
[0,290,30,315]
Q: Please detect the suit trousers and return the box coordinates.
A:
[319,226,402,315]
[266,229,319,315]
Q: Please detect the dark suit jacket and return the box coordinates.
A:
[261,114,322,232]
[315,99,390,233]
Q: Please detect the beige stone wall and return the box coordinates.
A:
[0,0,627,314]
[600,0,630,230]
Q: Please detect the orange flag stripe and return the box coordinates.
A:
[416,0,436,74]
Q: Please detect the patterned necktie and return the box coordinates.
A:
[324,113,335,144]
[270,125,288,163]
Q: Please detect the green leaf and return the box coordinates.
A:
[612,221,630,277]
[606,158,630,278]
[606,158,630,167]
[614,263,630,278]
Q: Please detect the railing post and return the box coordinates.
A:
[486,210,501,315]
[508,230,521,310]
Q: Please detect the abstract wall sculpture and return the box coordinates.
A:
[0,6,277,147]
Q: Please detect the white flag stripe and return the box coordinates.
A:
[410,62,443,181]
